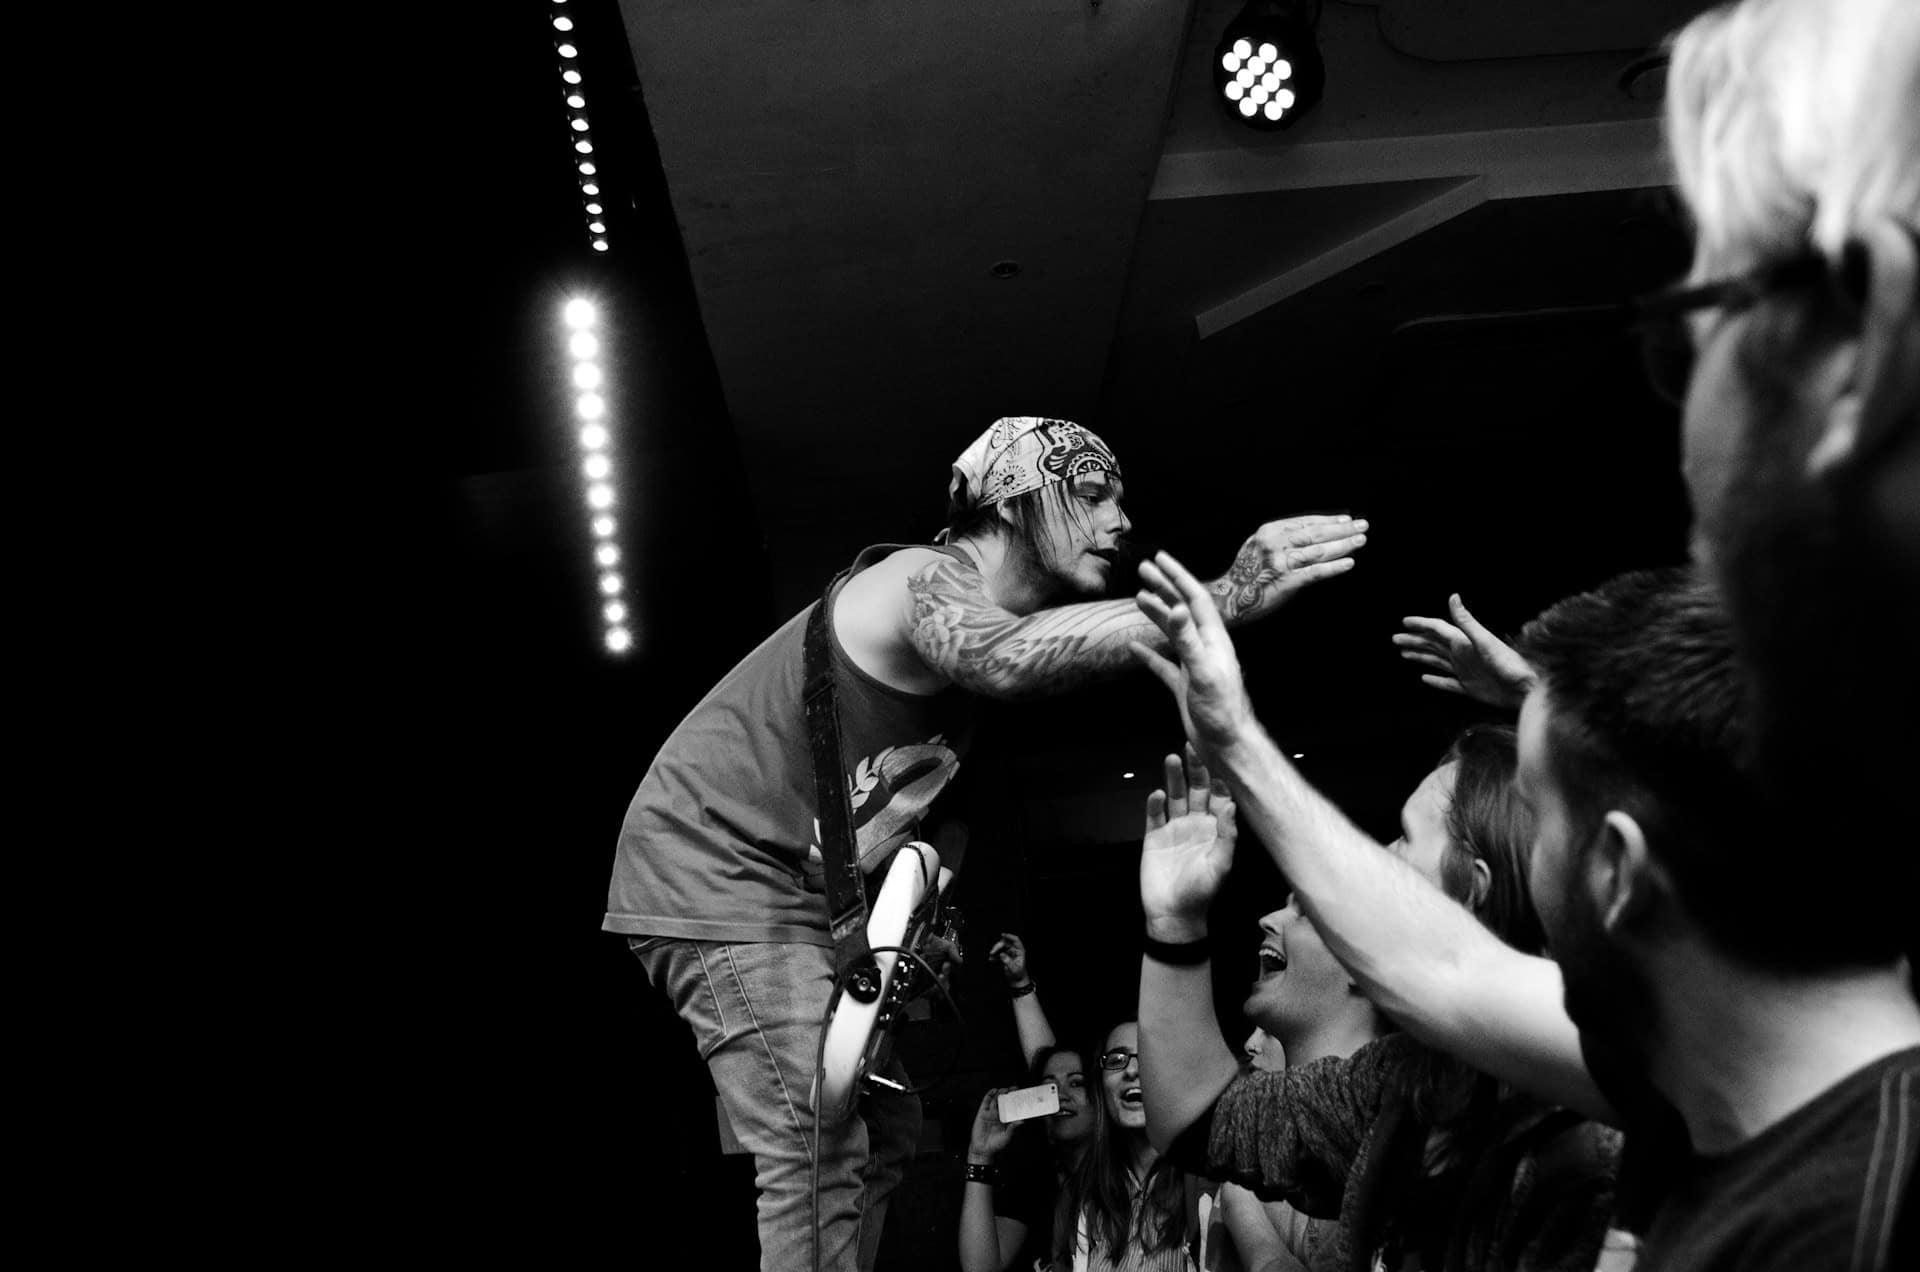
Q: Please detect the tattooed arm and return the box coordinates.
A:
[904,514,1368,700]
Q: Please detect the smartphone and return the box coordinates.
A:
[997,1080,1061,1123]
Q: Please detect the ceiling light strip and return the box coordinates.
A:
[551,2,609,252]
[563,297,632,654]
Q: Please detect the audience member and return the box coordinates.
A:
[1135,744,1617,1272]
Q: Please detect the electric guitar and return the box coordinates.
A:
[816,841,957,1123]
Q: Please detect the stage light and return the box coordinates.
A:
[577,161,595,175]
[577,393,606,420]
[567,93,585,109]
[575,140,594,154]
[585,203,603,215]
[605,600,627,624]
[606,627,633,653]
[587,220,606,234]
[1213,1,1324,132]
[573,362,603,389]
[557,43,578,59]
[571,117,590,132]
[563,68,582,85]
[580,423,610,449]
[596,543,620,567]
[582,182,599,196]
[553,16,574,31]
[569,331,599,359]
[584,453,612,480]
[588,483,614,509]
[592,515,616,538]
[591,240,609,252]
[564,298,596,328]
[600,572,623,595]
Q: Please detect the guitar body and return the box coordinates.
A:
[816,842,952,1123]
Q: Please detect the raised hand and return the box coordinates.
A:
[1139,747,1238,942]
[987,933,1031,989]
[1393,593,1536,710]
[1210,514,1368,625]
[967,1087,1020,1163]
[1131,550,1258,756]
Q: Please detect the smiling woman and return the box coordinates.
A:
[1052,1020,1200,1272]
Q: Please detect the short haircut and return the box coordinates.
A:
[1517,568,1904,971]
[1438,723,1546,958]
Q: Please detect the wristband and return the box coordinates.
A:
[1007,979,1037,999]
[965,1161,999,1185]
[1143,933,1211,965]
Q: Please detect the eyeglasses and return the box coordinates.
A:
[1629,249,1832,406]
[1098,1048,1139,1072]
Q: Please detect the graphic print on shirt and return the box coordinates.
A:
[805,735,960,880]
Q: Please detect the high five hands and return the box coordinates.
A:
[1140,746,1238,944]
[1393,594,1536,711]
[1130,550,1259,758]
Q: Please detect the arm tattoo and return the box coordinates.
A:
[906,556,1164,699]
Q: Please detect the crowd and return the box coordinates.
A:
[609,0,1917,1268]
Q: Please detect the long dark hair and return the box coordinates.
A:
[1412,723,1547,1153]
[1051,1024,1190,1267]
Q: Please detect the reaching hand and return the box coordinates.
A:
[1131,550,1258,757]
[987,933,1031,989]
[1393,593,1536,710]
[967,1087,1020,1162]
[1210,514,1368,625]
[1139,747,1238,942]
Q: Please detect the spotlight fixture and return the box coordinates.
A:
[1213,0,1325,131]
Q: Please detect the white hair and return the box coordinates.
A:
[1664,0,1920,279]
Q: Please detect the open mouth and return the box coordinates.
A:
[1120,1087,1144,1109]
[1257,943,1288,978]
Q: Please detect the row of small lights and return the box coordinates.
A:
[564,298,632,653]
[552,3,609,253]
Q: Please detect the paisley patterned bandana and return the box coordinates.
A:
[946,416,1121,513]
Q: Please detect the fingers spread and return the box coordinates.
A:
[1420,674,1467,695]
[1144,788,1168,831]
[1163,752,1188,814]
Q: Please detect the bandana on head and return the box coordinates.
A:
[946,416,1120,515]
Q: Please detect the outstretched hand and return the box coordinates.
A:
[1393,594,1536,710]
[1211,514,1368,625]
[1139,747,1238,942]
[1130,550,1258,757]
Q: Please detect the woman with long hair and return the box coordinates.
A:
[1051,1019,1197,1272]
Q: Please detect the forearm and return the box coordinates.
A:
[1139,943,1240,1153]
[1210,720,1614,1122]
[1010,992,1057,1068]
[957,1182,1019,1272]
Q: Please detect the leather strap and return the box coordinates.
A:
[802,567,872,977]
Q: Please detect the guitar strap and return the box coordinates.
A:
[802,566,873,979]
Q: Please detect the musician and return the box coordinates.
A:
[604,415,1368,1272]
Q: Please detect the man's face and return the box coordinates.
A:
[1243,893,1356,1038]
[1027,471,1131,598]
[1385,763,1458,890]
[1515,690,1659,1053]
[1039,1049,1094,1148]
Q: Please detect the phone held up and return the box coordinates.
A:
[997,1080,1061,1123]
